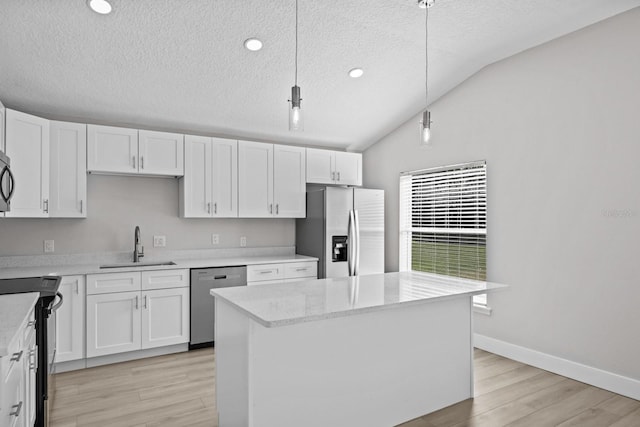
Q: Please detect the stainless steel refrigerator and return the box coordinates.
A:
[296,187,384,278]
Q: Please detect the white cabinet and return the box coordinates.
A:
[56,275,86,363]
[181,136,237,218]
[138,130,184,176]
[273,145,306,217]
[50,121,87,218]
[247,261,317,285]
[86,269,190,358]
[238,141,273,217]
[238,141,306,218]
[88,125,183,176]
[0,100,5,153]
[87,125,138,174]
[4,109,50,218]
[23,319,36,427]
[86,291,142,358]
[306,148,362,186]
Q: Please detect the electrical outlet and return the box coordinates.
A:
[240,236,247,247]
[44,240,55,253]
[153,235,166,247]
[211,234,220,245]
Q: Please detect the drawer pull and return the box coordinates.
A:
[10,402,23,417]
[27,320,36,327]
[295,268,308,271]
[259,270,273,274]
[10,350,23,362]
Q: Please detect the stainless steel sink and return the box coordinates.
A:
[99,261,177,269]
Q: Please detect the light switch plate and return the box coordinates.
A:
[153,235,166,247]
[240,236,247,247]
[211,234,220,245]
[44,240,55,253]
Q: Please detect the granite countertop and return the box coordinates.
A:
[211,271,507,328]
[0,254,318,280]
[0,293,39,356]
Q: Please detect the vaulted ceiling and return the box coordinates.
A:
[1,0,638,151]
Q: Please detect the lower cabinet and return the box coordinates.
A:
[56,275,86,362]
[247,261,318,286]
[86,270,190,358]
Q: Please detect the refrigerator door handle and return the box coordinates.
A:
[353,209,360,276]
[348,209,356,276]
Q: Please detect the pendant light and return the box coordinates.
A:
[288,0,303,131]
[419,0,434,146]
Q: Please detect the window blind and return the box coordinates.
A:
[400,161,487,295]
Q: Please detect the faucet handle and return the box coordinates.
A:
[137,244,144,258]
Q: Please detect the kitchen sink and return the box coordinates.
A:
[99,261,177,269]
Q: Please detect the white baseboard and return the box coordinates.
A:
[474,334,640,401]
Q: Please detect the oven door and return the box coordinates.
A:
[45,292,63,427]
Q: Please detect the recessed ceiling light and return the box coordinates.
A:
[244,38,263,51]
[348,68,364,78]
[88,0,112,15]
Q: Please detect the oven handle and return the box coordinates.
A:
[50,292,64,312]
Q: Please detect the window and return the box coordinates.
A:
[399,161,487,306]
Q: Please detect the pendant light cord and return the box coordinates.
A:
[295,0,299,86]
[425,5,429,106]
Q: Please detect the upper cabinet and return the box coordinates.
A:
[4,109,50,218]
[238,141,306,218]
[138,130,184,176]
[0,100,5,153]
[181,135,237,218]
[87,125,138,174]
[87,125,183,177]
[306,148,362,186]
[50,121,87,218]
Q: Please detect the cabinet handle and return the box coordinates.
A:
[214,203,217,214]
[80,199,83,214]
[29,349,37,370]
[43,199,49,213]
[10,350,23,362]
[75,282,79,294]
[135,295,139,309]
[141,156,144,169]
[132,156,136,169]
[207,202,211,214]
[10,402,23,417]
[27,320,36,327]
[269,204,273,214]
[276,204,279,215]
[337,172,340,181]
[332,171,336,181]
[295,268,308,272]
[259,270,274,274]
[144,295,148,309]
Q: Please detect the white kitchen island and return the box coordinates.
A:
[210,271,506,427]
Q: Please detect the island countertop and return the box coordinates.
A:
[210,271,506,328]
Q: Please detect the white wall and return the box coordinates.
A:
[363,8,640,381]
[0,175,295,256]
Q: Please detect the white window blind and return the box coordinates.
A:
[400,161,487,304]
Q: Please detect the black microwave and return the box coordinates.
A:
[0,150,15,212]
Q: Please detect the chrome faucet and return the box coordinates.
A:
[134,226,144,262]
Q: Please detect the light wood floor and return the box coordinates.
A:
[51,348,640,427]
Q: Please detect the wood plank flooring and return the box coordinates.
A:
[51,348,639,427]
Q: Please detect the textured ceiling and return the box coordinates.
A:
[0,0,638,151]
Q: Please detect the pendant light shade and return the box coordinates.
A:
[288,0,303,131]
[420,110,432,145]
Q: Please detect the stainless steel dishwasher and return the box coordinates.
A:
[190,266,247,349]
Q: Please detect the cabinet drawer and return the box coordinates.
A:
[22,307,36,344]
[247,264,284,282]
[284,262,317,279]
[141,269,189,290]
[87,272,141,295]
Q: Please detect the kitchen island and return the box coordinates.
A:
[210,271,506,427]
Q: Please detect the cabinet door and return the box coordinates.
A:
[138,130,184,176]
[56,275,86,362]
[238,141,273,217]
[181,135,212,218]
[50,121,87,218]
[87,125,138,174]
[273,145,306,218]
[334,151,362,186]
[211,138,238,217]
[306,148,335,184]
[86,292,142,357]
[4,109,50,218]
[141,288,189,349]
[0,100,5,153]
